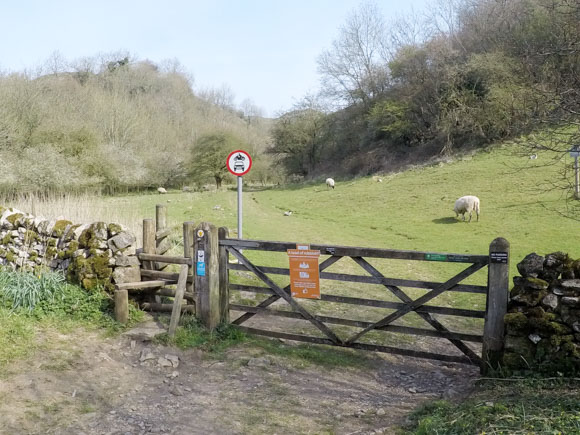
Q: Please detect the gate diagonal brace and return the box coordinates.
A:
[345,262,486,349]
[351,257,483,364]
[228,248,343,345]
[231,254,341,326]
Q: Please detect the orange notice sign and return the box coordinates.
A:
[287,248,321,299]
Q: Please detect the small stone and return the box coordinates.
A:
[247,357,271,368]
[541,293,559,310]
[376,408,386,416]
[130,340,136,349]
[408,387,417,393]
[562,296,580,306]
[164,354,179,368]
[528,333,542,344]
[139,349,156,362]
[170,386,184,396]
[158,357,173,368]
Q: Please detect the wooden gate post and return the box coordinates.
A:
[482,237,510,374]
[194,222,220,330]
[183,221,195,310]
[218,227,229,324]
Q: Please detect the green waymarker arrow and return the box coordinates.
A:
[425,253,447,261]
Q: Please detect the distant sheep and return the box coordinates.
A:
[157,187,167,194]
[454,195,480,222]
[326,178,335,189]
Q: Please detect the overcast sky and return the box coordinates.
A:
[1,0,430,117]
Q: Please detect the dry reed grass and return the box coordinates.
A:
[1,193,143,245]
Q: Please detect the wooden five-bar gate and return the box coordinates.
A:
[115,209,510,372]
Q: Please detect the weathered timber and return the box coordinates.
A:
[220,238,488,264]
[218,227,230,324]
[228,247,342,344]
[141,302,195,313]
[157,287,195,302]
[155,228,172,240]
[114,289,129,324]
[229,304,483,342]
[116,280,169,291]
[236,326,476,365]
[351,256,483,364]
[229,284,484,318]
[195,222,221,330]
[141,269,193,283]
[482,237,510,374]
[142,219,156,272]
[168,264,190,337]
[155,204,169,272]
[138,253,192,265]
[346,262,486,347]
[227,263,487,294]
[155,238,172,256]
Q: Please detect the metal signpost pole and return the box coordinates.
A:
[226,150,252,240]
[237,175,243,239]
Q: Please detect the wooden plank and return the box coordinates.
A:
[141,302,196,313]
[116,280,168,291]
[155,228,172,240]
[229,284,486,318]
[157,287,195,302]
[229,304,483,342]
[227,263,487,294]
[228,247,343,344]
[220,239,488,263]
[138,253,192,265]
[352,256,484,363]
[236,326,477,365]
[155,238,172,256]
[141,269,193,283]
[168,264,190,337]
[218,227,230,324]
[345,262,486,348]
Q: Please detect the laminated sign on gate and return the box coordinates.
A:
[287,245,321,299]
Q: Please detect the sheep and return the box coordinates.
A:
[157,187,167,194]
[326,178,335,189]
[454,195,480,222]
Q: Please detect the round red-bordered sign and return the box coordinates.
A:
[226,150,252,176]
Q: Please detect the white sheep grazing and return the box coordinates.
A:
[326,178,335,189]
[454,195,480,222]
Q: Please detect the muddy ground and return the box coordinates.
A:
[0,318,478,435]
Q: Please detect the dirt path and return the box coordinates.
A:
[0,322,478,435]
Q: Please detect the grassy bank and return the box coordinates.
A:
[403,378,580,434]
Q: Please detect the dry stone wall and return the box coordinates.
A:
[503,252,580,374]
[0,207,140,291]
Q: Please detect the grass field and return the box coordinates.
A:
[4,144,578,353]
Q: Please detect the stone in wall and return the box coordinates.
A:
[0,206,140,292]
[502,252,580,374]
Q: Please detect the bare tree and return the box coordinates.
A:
[317,1,390,107]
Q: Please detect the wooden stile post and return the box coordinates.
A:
[168,264,190,337]
[183,221,195,308]
[114,289,129,324]
[218,227,230,324]
[482,237,510,374]
[155,204,169,270]
[156,204,168,233]
[194,222,220,330]
[142,219,156,303]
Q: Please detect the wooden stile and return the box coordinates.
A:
[168,264,190,337]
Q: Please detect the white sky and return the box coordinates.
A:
[0,0,430,117]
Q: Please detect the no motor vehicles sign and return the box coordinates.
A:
[227,150,252,176]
